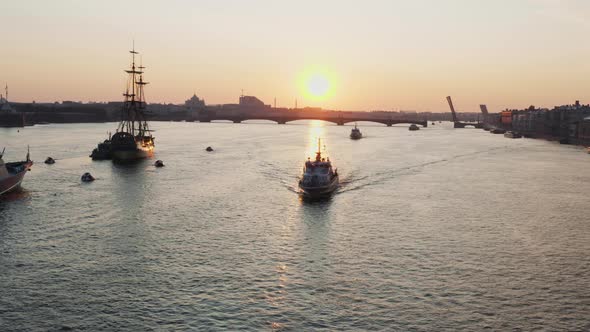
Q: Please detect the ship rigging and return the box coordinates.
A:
[91,45,155,161]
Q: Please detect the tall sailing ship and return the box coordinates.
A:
[91,47,154,161]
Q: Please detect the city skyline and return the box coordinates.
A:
[3,0,590,112]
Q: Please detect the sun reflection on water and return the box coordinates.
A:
[306,120,327,160]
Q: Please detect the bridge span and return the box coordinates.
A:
[195,110,428,127]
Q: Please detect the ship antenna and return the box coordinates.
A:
[318,138,321,154]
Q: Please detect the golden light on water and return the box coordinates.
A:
[306,120,326,159]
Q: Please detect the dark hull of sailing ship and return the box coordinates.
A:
[0,149,32,196]
[111,132,154,161]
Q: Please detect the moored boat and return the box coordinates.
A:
[81,172,95,182]
[92,46,155,162]
[409,124,420,131]
[504,131,522,139]
[299,139,339,199]
[350,123,362,140]
[0,147,32,196]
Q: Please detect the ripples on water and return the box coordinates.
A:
[1,121,589,331]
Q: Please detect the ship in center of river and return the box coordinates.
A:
[298,139,339,199]
[90,46,154,161]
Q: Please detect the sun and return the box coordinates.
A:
[307,74,330,98]
[299,68,335,101]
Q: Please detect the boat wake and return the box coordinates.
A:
[337,146,508,195]
[257,160,302,194]
[259,146,510,197]
[284,178,301,194]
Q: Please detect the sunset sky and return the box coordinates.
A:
[2,0,590,112]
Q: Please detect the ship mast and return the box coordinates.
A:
[136,55,149,136]
[117,43,150,137]
[315,138,322,162]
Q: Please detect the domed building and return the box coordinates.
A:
[185,93,205,112]
[0,84,15,113]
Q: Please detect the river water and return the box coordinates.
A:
[0,121,589,331]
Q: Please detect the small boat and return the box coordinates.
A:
[206,146,214,152]
[299,139,339,199]
[504,131,522,139]
[0,147,33,196]
[81,172,95,182]
[409,124,420,131]
[431,122,435,125]
[350,123,362,140]
[490,128,506,134]
[154,160,164,167]
[44,157,55,164]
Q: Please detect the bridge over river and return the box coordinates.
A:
[194,109,428,127]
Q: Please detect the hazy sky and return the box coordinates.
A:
[2,0,590,112]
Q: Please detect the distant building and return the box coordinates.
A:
[239,95,269,110]
[61,101,83,105]
[578,116,590,141]
[501,110,513,125]
[0,84,16,113]
[0,95,15,113]
[148,103,185,115]
[185,93,205,112]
